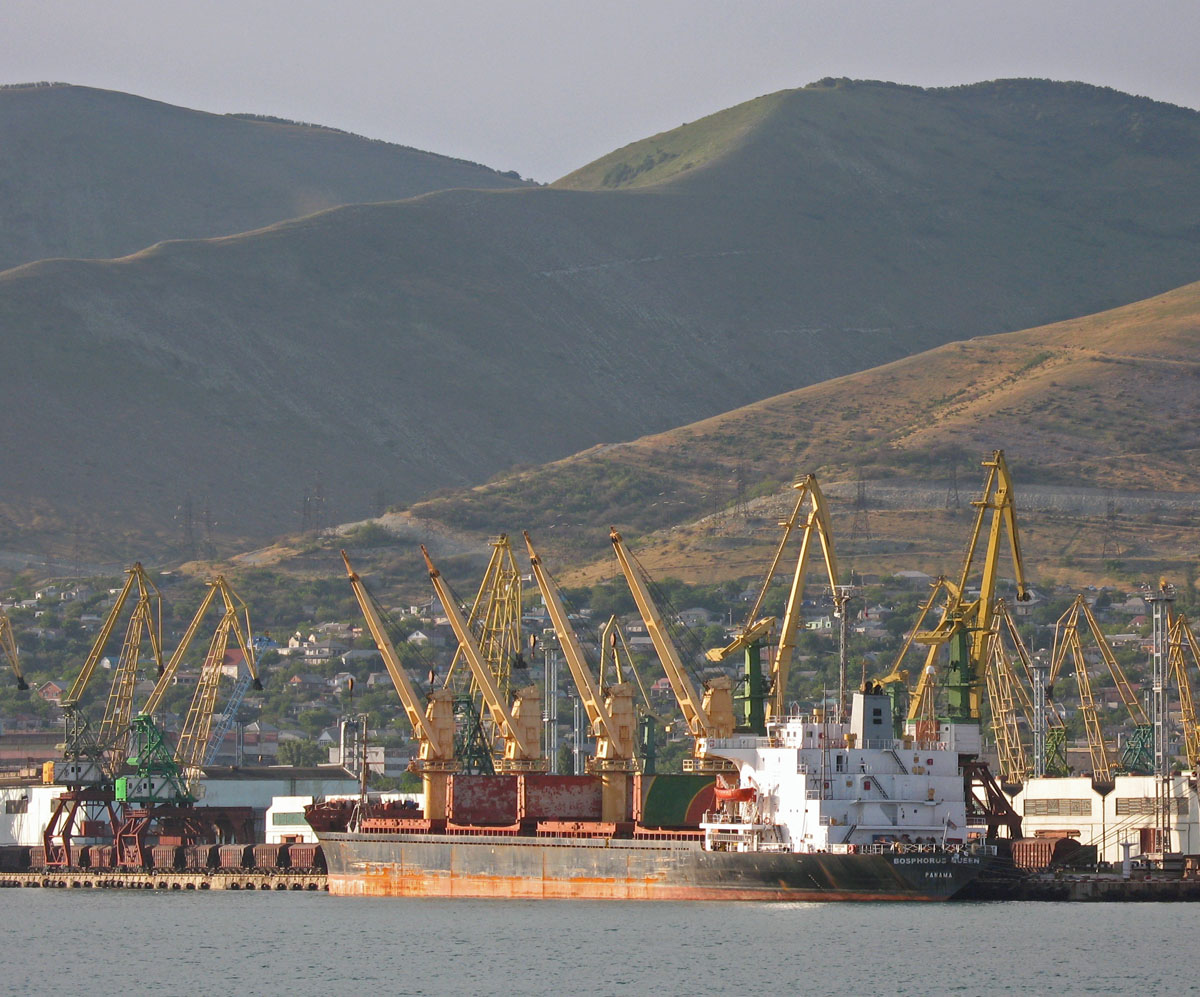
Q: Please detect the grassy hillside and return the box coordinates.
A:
[0,83,528,272]
[1,78,1199,564]
[385,279,1200,589]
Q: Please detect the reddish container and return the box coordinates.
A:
[87,845,115,869]
[28,846,46,870]
[68,844,91,868]
[252,843,289,869]
[1012,835,1081,870]
[217,844,253,869]
[519,775,604,821]
[184,844,218,870]
[151,845,183,870]
[448,774,520,825]
[287,843,322,871]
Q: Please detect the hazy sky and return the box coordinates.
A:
[6,0,1199,181]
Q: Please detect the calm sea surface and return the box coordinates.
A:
[2,892,1196,996]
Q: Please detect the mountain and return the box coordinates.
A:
[2,78,1199,562]
[0,83,528,272]
[385,278,1200,587]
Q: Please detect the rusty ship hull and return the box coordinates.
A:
[320,831,988,901]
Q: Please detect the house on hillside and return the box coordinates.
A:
[37,681,65,704]
[288,673,329,693]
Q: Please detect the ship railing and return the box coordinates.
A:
[700,810,771,828]
[706,735,767,750]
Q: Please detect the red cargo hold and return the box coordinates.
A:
[519,774,604,821]
[448,774,520,825]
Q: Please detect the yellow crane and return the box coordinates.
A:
[1049,597,1115,787]
[343,552,457,819]
[60,562,165,779]
[610,528,734,770]
[423,546,545,772]
[442,535,524,752]
[705,474,841,726]
[982,602,1039,788]
[903,451,1030,729]
[137,576,263,789]
[45,563,165,868]
[524,532,635,818]
[1049,594,1152,775]
[1167,612,1200,772]
[0,607,27,690]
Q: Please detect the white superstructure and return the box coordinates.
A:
[700,691,969,853]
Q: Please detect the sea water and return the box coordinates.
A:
[2,891,1195,996]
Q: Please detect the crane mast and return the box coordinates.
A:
[905,451,1029,729]
[422,546,544,771]
[175,580,259,786]
[706,474,841,726]
[442,535,524,754]
[610,528,733,768]
[46,563,165,868]
[1169,614,1200,772]
[60,562,165,781]
[343,552,457,819]
[524,532,634,818]
[0,608,27,690]
[1049,599,1114,788]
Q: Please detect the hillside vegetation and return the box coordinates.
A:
[387,279,1200,589]
[2,78,1199,562]
[0,83,528,272]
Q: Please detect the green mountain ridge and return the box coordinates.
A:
[1,78,1198,563]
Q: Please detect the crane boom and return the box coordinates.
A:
[706,474,840,721]
[141,582,220,718]
[771,476,839,719]
[422,546,543,768]
[343,552,447,750]
[141,577,264,719]
[905,451,1029,725]
[530,535,624,753]
[1050,600,1113,785]
[173,579,260,784]
[609,528,733,741]
[63,564,160,707]
[1170,614,1200,771]
[524,532,634,760]
[0,608,27,690]
[342,552,456,819]
[525,532,634,818]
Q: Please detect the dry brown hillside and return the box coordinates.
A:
[396,280,1200,589]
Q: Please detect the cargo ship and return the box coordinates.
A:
[312,690,996,901]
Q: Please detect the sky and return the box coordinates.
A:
[5,0,1200,182]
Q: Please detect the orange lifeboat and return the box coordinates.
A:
[714,784,757,803]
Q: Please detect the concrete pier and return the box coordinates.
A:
[0,870,327,891]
